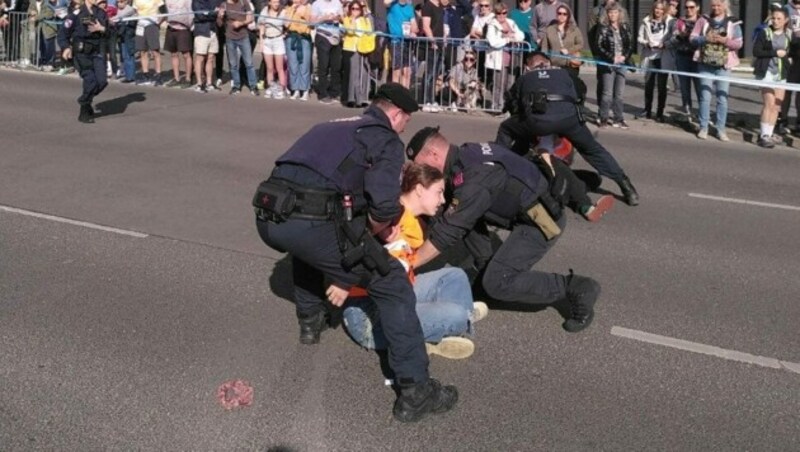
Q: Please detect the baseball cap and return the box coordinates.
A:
[374,83,419,114]
[405,126,440,160]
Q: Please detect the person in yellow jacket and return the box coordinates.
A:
[328,163,488,359]
[341,1,374,106]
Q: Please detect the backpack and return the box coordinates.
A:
[699,15,731,67]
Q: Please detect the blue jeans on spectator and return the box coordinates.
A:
[421,43,443,105]
[676,53,700,111]
[39,34,56,66]
[599,68,626,122]
[286,34,311,91]
[698,63,730,133]
[343,267,474,350]
[119,33,136,81]
[226,36,257,89]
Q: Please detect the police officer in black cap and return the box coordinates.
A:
[253,83,457,423]
[407,126,601,333]
[496,51,640,207]
[58,0,109,124]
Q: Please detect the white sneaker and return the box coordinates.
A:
[422,103,433,112]
[425,337,475,360]
[273,89,285,100]
[470,302,489,323]
[216,78,223,87]
[429,102,441,113]
[263,88,273,98]
[718,131,730,142]
[299,91,309,101]
[697,129,708,140]
[290,90,300,100]
[449,102,458,113]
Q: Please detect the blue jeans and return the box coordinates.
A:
[226,36,256,89]
[676,53,700,110]
[343,267,474,350]
[698,63,730,132]
[599,68,626,122]
[286,35,312,91]
[119,34,136,81]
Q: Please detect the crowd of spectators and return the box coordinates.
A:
[2,0,796,147]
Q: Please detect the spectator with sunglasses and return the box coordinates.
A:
[539,4,583,78]
[445,49,482,110]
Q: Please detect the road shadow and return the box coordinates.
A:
[95,92,147,118]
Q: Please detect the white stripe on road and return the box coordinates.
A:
[611,326,800,375]
[688,193,800,212]
[0,205,148,238]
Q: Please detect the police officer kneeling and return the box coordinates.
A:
[58,0,110,124]
[408,127,600,333]
[496,51,640,207]
[253,83,457,422]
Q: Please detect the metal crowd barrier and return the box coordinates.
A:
[2,9,536,114]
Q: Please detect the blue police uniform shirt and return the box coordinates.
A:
[58,4,108,49]
[426,142,548,252]
[273,106,405,224]
[510,66,579,119]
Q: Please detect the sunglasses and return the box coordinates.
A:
[497,11,507,15]
[556,11,568,16]
[479,4,491,7]
[686,5,697,8]
[464,57,475,61]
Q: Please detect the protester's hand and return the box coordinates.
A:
[62,47,72,60]
[560,48,569,55]
[325,284,349,307]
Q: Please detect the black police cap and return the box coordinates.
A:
[406,126,440,160]
[375,82,419,114]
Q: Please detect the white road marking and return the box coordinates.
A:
[611,326,800,375]
[0,205,148,238]
[688,193,800,212]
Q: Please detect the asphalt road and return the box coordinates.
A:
[1,69,799,451]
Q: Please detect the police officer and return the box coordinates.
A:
[496,51,641,207]
[58,0,109,124]
[407,126,601,333]
[253,83,457,423]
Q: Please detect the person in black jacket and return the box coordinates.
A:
[58,0,108,123]
[407,126,602,334]
[595,2,634,128]
[497,51,640,207]
[753,8,790,148]
[254,84,458,423]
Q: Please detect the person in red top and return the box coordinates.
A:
[328,163,489,359]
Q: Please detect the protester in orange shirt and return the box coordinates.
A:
[328,163,488,360]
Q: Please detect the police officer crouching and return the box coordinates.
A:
[58,0,109,124]
[408,127,601,333]
[496,51,640,206]
[253,83,458,423]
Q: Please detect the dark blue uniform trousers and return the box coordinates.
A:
[475,218,568,305]
[257,217,430,385]
[497,114,626,183]
[74,53,108,105]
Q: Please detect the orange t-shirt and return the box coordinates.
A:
[349,208,422,297]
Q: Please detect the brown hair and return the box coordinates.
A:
[401,163,444,193]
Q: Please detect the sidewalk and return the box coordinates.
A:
[3,59,797,151]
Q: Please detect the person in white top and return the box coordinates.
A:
[258,0,287,98]
[485,2,523,110]
[637,0,673,121]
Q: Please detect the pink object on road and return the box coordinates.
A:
[216,380,254,410]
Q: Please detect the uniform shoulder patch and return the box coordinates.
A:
[453,172,464,187]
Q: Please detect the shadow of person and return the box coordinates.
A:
[268,254,296,303]
[94,92,147,118]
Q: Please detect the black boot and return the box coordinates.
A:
[562,273,600,333]
[617,176,639,206]
[78,104,94,124]
[297,311,327,345]
[87,104,95,117]
[393,378,458,423]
